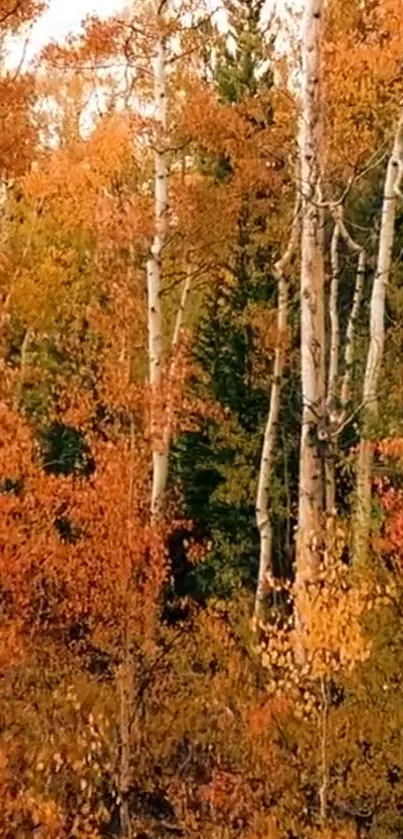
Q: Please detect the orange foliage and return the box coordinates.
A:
[0,0,45,180]
[324,0,403,180]
[373,439,403,571]
[2,2,403,837]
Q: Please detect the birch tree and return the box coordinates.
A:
[355,111,403,560]
[147,0,169,521]
[325,208,366,515]
[254,193,300,625]
[296,0,326,592]
[146,1,212,521]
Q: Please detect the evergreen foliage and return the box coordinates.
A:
[173,0,298,596]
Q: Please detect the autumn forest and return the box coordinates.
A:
[2,0,403,836]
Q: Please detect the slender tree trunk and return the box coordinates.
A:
[146,5,194,521]
[147,10,168,521]
[324,224,340,515]
[325,213,365,514]
[327,223,340,415]
[254,196,300,626]
[328,208,365,421]
[254,273,287,624]
[118,630,133,839]
[171,267,192,350]
[162,264,192,459]
[340,249,365,416]
[296,0,326,594]
[355,111,403,561]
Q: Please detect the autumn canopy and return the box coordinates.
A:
[1,1,403,837]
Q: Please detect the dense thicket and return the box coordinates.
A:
[1,1,403,838]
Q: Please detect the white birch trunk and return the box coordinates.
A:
[325,215,365,514]
[327,223,340,414]
[147,13,168,520]
[171,267,192,352]
[254,197,300,626]
[356,111,403,560]
[325,224,341,515]
[340,249,365,415]
[296,0,326,588]
[146,4,194,521]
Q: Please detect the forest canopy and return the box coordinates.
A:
[1,1,403,837]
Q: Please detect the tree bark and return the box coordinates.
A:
[325,212,365,514]
[355,111,403,561]
[146,8,168,521]
[296,0,326,594]
[340,249,365,417]
[146,5,194,522]
[324,224,340,515]
[254,195,300,626]
[327,223,340,418]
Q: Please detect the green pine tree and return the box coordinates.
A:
[171,0,300,599]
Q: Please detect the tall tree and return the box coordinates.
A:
[254,187,299,623]
[147,0,169,521]
[173,0,297,599]
[321,0,403,557]
[296,0,326,619]
[356,113,403,560]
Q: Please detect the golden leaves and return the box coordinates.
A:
[258,525,376,720]
[324,0,403,177]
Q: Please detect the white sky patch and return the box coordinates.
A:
[7,0,124,67]
[30,0,124,45]
[6,0,301,68]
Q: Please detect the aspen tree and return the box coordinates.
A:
[296,0,326,594]
[326,208,365,515]
[146,1,207,521]
[147,0,169,521]
[356,111,403,560]
[254,193,300,625]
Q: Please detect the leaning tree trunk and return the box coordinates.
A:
[147,7,168,521]
[296,0,326,597]
[254,194,300,627]
[355,112,403,561]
